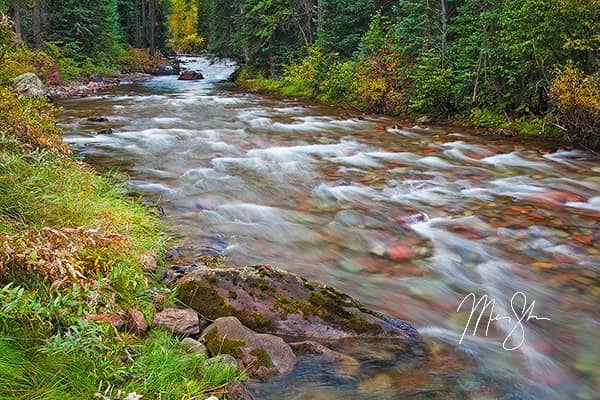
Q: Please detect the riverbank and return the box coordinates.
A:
[234,70,574,146]
[0,86,247,399]
[2,68,424,398]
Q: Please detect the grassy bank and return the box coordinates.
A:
[235,65,567,141]
[0,87,241,398]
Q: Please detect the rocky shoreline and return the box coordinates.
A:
[46,73,150,99]
[155,262,422,392]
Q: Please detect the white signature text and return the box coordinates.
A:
[457,291,551,351]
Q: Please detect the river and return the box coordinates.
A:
[58,57,600,399]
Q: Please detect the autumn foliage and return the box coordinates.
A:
[550,66,600,148]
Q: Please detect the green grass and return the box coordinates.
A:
[0,321,243,400]
[0,89,243,398]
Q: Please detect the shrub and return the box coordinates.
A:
[119,47,160,73]
[469,108,509,129]
[549,65,600,148]
[167,33,205,55]
[352,36,407,114]
[282,44,335,96]
[0,88,68,153]
[43,41,82,80]
[0,45,61,84]
[409,49,455,114]
[317,61,356,103]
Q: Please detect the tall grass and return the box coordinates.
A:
[0,85,242,398]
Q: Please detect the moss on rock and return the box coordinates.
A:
[250,347,273,368]
[203,327,246,358]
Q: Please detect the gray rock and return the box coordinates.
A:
[182,337,208,355]
[176,264,420,341]
[11,73,48,98]
[201,316,297,380]
[416,115,432,124]
[153,308,202,335]
[225,381,254,400]
[205,354,240,369]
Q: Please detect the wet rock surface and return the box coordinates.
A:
[201,316,297,380]
[176,264,420,341]
[178,71,204,80]
[225,381,255,400]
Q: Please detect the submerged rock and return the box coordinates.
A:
[149,65,179,76]
[87,116,109,122]
[176,264,420,341]
[201,316,297,380]
[11,73,48,98]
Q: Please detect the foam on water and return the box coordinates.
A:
[566,196,600,212]
[57,56,600,400]
[328,153,382,168]
[480,152,551,170]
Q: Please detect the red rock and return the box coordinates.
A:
[178,265,420,341]
[153,308,201,335]
[127,309,148,335]
[386,242,414,262]
[526,191,585,206]
[88,312,125,328]
[226,382,254,400]
[572,234,592,245]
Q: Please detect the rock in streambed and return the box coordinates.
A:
[175,264,420,341]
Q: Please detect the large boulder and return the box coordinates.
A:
[176,264,420,341]
[11,73,48,98]
[149,64,179,76]
[178,71,204,80]
[201,316,297,380]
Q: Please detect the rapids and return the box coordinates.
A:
[59,57,600,399]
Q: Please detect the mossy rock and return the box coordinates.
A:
[177,265,420,341]
[200,316,295,380]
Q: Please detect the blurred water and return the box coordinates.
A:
[59,57,600,399]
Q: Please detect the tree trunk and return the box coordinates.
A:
[440,0,448,66]
[11,0,23,44]
[141,0,147,47]
[299,0,313,45]
[32,0,42,49]
[135,0,142,47]
[149,0,156,56]
[316,0,323,34]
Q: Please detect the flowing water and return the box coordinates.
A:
[59,57,599,399]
